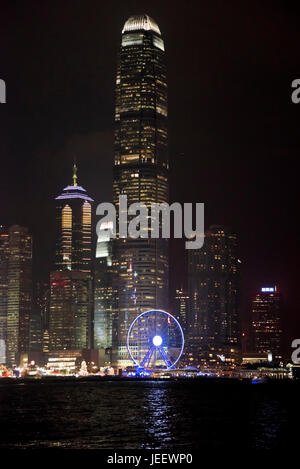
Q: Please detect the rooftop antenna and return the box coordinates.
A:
[72,157,78,187]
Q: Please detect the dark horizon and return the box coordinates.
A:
[1,0,299,356]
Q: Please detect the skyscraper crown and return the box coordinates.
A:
[122,14,161,36]
[55,165,93,202]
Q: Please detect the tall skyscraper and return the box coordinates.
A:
[252,286,283,360]
[187,225,241,367]
[0,226,9,363]
[49,271,91,350]
[113,15,169,366]
[29,281,49,354]
[94,221,114,349]
[29,309,42,353]
[35,280,50,338]
[55,164,93,274]
[5,225,32,367]
[174,287,189,334]
[49,166,93,351]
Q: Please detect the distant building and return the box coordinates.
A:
[42,329,50,353]
[252,286,283,360]
[5,225,32,367]
[187,225,241,367]
[94,221,114,350]
[36,281,50,332]
[34,281,50,349]
[174,288,189,333]
[45,349,100,374]
[29,310,42,352]
[0,226,9,363]
[29,281,49,354]
[241,351,269,364]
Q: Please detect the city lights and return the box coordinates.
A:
[0,4,297,453]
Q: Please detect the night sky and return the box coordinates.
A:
[1,0,299,355]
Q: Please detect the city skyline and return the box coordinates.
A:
[1,3,300,454]
[1,2,299,358]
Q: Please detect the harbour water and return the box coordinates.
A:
[0,379,298,449]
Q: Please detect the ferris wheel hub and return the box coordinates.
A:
[152,335,163,347]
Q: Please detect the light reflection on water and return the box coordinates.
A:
[0,380,295,449]
[252,399,288,450]
[143,386,173,448]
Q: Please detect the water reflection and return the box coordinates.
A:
[142,383,174,448]
[252,399,288,449]
[0,380,295,449]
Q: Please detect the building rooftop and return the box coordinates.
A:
[55,164,93,202]
[122,14,161,36]
[55,185,93,202]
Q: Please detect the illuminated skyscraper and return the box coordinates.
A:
[174,287,189,334]
[113,15,169,366]
[187,226,241,367]
[5,225,32,367]
[49,166,93,351]
[55,164,93,274]
[252,286,282,360]
[49,271,91,350]
[29,281,49,354]
[0,226,9,363]
[94,221,114,350]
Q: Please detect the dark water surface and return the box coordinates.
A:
[0,379,298,449]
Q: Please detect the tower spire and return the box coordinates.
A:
[72,160,78,187]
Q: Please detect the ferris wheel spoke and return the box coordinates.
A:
[165,349,178,364]
[133,327,148,339]
[157,346,173,369]
[146,316,156,338]
[140,345,155,369]
[151,313,162,334]
[136,317,146,331]
[144,314,150,329]
[160,321,171,337]
[154,313,164,333]
[131,337,149,346]
[145,347,155,370]
[132,333,148,340]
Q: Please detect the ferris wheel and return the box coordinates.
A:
[127,309,184,370]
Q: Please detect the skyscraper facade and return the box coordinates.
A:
[34,281,50,341]
[174,287,189,334]
[49,167,93,351]
[29,281,49,354]
[6,225,32,367]
[0,226,9,363]
[187,226,241,367]
[252,286,282,360]
[113,15,169,366]
[49,270,91,350]
[94,221,114,350]
[55,164,93,274]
